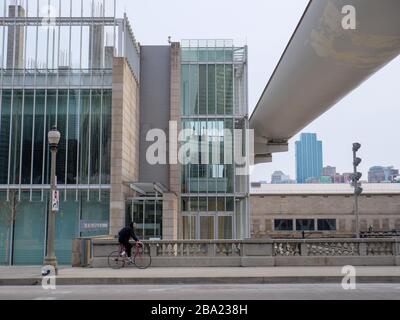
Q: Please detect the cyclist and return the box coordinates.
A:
[118,222,142,262]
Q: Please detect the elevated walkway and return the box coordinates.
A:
[251,0,400,163]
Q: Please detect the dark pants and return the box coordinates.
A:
[120,241,132,257]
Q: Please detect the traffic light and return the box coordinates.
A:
[352,143,362,196]
[351,172,362,182]
[353,157,362,167]
[352,142,362,238]
[353,143,361,152]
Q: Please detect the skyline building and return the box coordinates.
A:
[295,133,323,184]
[322,166,336,177]
[368,166,399,183]
[271,171,295,184]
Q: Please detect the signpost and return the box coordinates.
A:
[51,190,59,212]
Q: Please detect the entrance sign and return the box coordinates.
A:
[51,190,59,212]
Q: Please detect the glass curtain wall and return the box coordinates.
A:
[0,89,111,192]
[180,40,248,240]
[0,89,112,265]
[0,0,129,265]
[0,189,110,265]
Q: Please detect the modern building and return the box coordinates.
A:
[251,183,400,238]
[0,2,250,265]
[178,40,250,241]
[342,173,353,184]
[368,166,399,183]
[271,171,295,184]
[332,174,345,184]
[322,166,336,177]
[295,133,323,184]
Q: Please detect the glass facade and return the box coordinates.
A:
[0,88,112,265]
[0,89,112,189]
[180,40,249,240]
[295,133,323,183]
[0,189,110,265]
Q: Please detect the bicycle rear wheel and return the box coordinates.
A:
[134,247,151,269]
[108,251,125,269]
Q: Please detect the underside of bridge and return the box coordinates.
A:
[250,0,400,164]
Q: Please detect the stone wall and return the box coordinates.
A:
[109,57,140,236]
[162,193,178,240]
[251,194,400,238]
[89,238,400,267]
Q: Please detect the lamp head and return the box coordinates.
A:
[48,126,60,147]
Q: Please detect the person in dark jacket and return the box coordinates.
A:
[118,222,141,261]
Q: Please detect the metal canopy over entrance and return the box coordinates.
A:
[127,182,168,197]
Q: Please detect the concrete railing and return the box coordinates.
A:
[86,238,400,268]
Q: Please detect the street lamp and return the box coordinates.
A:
[43,126,60,274]
[351,143,363,238]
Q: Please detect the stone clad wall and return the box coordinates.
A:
[110,57,140,236]
[167,42,181,240]
[162,193,178,240]
[251,194,400,238]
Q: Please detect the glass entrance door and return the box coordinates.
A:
[197,213,233,240]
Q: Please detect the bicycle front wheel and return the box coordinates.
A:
[134,249,151,269]
[108,251,125,269]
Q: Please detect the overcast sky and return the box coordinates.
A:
[118,0,400,182]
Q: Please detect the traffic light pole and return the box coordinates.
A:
[353,149,360,238]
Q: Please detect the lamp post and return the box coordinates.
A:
[351,143,363,238]
[43,126,60,273]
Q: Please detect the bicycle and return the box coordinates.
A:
[108,242,152,269]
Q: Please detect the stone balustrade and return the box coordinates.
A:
[76,238,400,268]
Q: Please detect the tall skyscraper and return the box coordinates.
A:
[295,133,323,183]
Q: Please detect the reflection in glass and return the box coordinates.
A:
[200,216,214,240]
[218,216,233,240]
[183,215,196,240]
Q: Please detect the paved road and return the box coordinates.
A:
[1,284,400,300]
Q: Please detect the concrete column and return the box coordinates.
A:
[89,25,105,69]
[7,5,25,69]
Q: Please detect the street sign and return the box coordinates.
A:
[51,190,59,212]
[80,220,109,232]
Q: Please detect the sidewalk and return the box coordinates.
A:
[1,266,400,286]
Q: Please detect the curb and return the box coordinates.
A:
[2,276,400,286]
